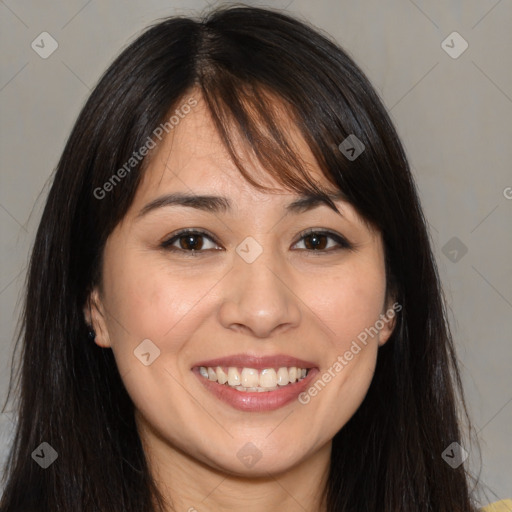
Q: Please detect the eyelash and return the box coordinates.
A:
[160,228,353,257]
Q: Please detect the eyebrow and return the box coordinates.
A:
[136,191,345,219]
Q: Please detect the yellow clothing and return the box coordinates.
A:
[481,500,512,512]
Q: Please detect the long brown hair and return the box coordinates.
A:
[1,5,479,511]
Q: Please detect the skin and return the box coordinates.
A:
[86,92,396,512]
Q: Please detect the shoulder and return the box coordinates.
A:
[480,499,512,512]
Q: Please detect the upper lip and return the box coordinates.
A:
[192,353,317,370]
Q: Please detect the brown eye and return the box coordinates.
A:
[293,230,352,252]
[303,233,329,250]
[161,229,220,254]
[177,233,205,251]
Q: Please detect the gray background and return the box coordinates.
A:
[1,0,511,506]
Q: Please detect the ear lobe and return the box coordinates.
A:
[378,317,395,347]
[377,300,400,347]
[83,287,111,348]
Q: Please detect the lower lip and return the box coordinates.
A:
[192,368,319,412]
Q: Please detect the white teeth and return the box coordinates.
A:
[216,366,228,384]
[207,367,217,382]
[235,385,279,392]
[259,368,277,388]
[227,367,241,386]
[241,368,259,387]
[199,365,309,391]
[276,367,289,386]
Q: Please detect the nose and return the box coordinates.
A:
[217,244,301,338]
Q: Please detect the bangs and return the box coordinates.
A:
[196,72,345,214]
[184,18,388,227]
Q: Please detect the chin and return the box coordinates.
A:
[204,438,312,478]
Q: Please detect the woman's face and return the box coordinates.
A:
[89,94,395,477]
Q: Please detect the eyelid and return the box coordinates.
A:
[160,228,221,250]
[292,228,353,251]
[160,227,353,254]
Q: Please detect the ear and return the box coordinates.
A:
[83,287,112,348]
[377,299,400,347]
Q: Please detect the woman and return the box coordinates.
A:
[0,5,506,512]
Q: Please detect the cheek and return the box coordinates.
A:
[99,253,212,425]
[101,248,214,371]
[311,258,387,350]
[298,251,386,430]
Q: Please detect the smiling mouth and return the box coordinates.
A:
[196,366,310,392]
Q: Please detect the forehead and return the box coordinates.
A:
[136,93,333,201]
